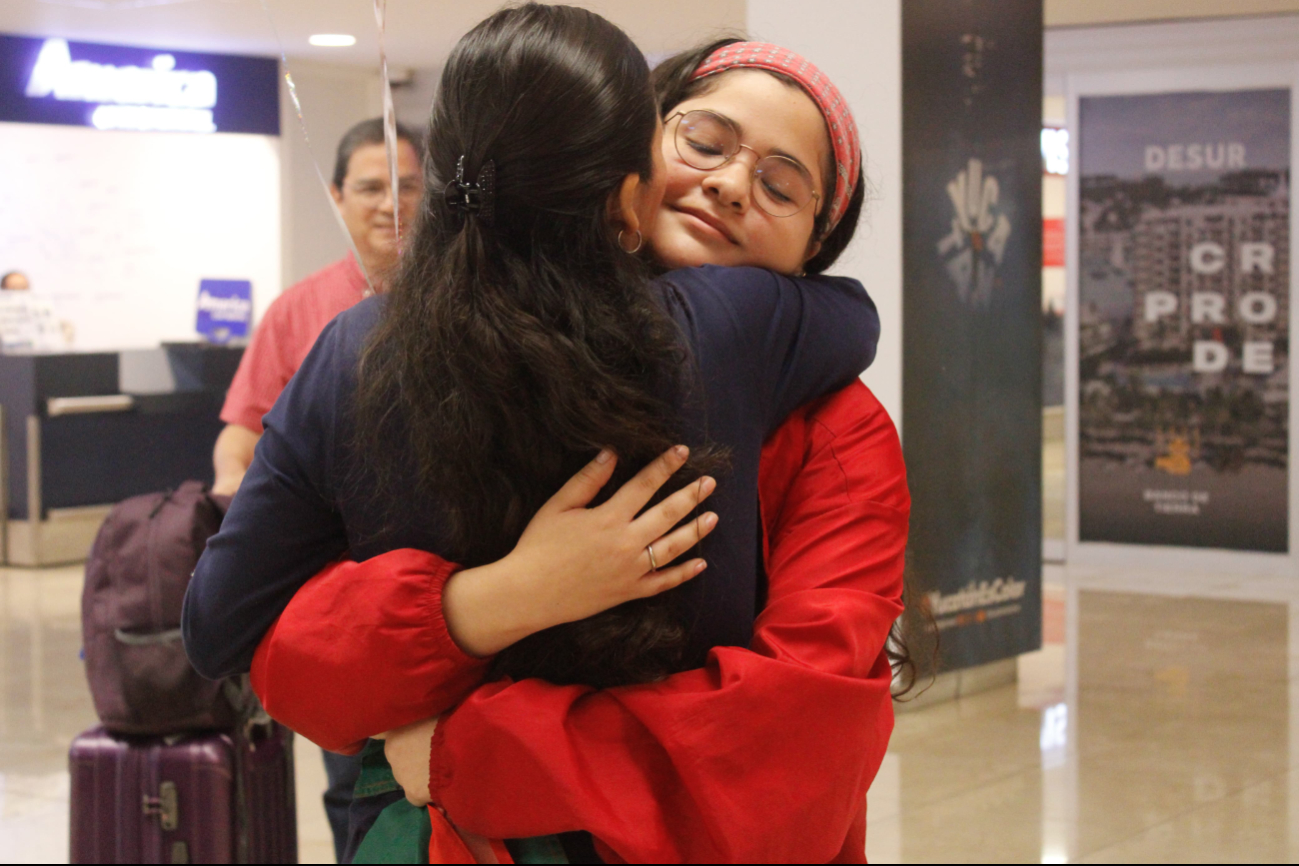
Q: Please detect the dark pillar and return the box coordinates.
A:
[902,0,1045,670]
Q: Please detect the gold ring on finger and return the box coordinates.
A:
[646,543,659,571]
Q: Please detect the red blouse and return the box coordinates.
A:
[250,380,908,863]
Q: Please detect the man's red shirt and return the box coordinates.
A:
[221,254,368,433]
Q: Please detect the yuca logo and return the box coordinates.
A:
[936,157,1013,307]
[197,290,251,322]
[926,577,1026,616]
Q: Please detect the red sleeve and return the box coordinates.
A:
[429,381,908,863]
[249,550,491,754]
[220,295,297,433]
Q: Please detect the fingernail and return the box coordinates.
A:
[694,560,707,573]
[704,512,718,529]
[700,477,715,495]
[673,445,689,459]
[595,449,613,464]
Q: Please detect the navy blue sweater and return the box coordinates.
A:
[183,265,878,680]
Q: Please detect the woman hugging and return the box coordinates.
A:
[182,4,913,863]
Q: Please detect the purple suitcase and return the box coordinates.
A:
[69,724,297,864]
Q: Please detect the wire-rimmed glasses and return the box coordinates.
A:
[669,109,820,219]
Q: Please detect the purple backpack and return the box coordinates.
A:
[82,481,237,735]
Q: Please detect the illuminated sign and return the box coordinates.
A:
[0,33,278,135]
[1041,126,1069,175]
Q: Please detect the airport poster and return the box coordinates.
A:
[1077,89,1290,552]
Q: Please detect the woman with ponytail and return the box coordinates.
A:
[183,6,886,862]
[236,32,916,866]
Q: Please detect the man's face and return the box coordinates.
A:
[330,140,423,274]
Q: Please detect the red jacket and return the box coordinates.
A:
[251,380,908,863]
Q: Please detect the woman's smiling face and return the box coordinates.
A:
[649,69,832,275]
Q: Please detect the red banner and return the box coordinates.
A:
[1042,217,1064,267]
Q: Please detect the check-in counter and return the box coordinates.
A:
[0,344,242,565]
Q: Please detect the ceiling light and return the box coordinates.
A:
[309,34,356,48]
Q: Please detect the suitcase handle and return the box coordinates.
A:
[113,627,183,646]
[142,780,179,831]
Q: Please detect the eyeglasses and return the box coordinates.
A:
[344,179,423,204]
[669,110,820,219]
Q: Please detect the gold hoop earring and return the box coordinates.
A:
[618,228,643,254]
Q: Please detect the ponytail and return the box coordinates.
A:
[352,3,722,686]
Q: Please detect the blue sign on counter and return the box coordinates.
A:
[196,279,252,344]
[0,33,279,135]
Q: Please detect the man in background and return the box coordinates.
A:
[213,118,422,494]
[0,271,76,350]
[212,117,423,860]
[1,271,30,290]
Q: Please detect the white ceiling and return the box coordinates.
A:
[1045,0,1299,26]
[8,0,1293,74]
[0,0,747,71]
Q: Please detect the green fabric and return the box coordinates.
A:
[354,739,404,799]
[349,739,573,864]
[351,742,430,864]
[508,835,571,864]
[352,798,432,864]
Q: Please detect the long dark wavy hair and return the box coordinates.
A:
[654,39,936,698]
[352,4,715,688]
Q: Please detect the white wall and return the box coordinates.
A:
[1046,0,1299,27]
[0,122,280,351]
[0,57,381,352]
[391,68,440,132]
[746,0,904,431]
[1045,13,1299,97]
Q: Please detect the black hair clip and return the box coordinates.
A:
[444,155,496,226]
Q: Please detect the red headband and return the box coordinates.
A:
[690,42,861,231]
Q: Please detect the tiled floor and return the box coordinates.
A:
[865,564,1299,863]
[0,565,334,863]
[4,560,1298,863]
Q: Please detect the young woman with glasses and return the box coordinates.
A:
[185,16,908,865]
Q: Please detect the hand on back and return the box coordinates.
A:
[375,717,438,806]
[442,446,718,657]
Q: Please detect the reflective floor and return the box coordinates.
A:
[0,565,334,864]
[867,563,1299,863]
[2,561,1297,863]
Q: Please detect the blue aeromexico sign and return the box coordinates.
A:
[0,34,278,134]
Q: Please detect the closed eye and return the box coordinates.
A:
[761,178,794,204]
[687,139,725,158]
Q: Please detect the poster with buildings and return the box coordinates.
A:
[902,0,1043,670]
[1078,89,1290,552]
